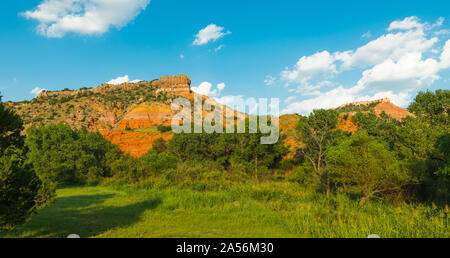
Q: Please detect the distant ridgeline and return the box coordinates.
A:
[37,74,192,99]
[335,98,389,113]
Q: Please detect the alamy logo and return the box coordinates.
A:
[170,93,280,144]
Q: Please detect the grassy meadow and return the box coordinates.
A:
[1,183,448,238]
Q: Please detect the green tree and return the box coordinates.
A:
[408,89,449,126]
[0,149,50,230]
[0,94,24,153]
[295,109,339,195]
[25,124,119,185]
[351,111,400,150]
[431,133,449,203]
[0,94,55,230]
[152,137,168,153]
[327,131,411,204]
[168,119,286,179]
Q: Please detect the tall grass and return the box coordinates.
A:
[1,183,448,238]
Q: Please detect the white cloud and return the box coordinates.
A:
[192,82,215,96]
[361,91,412,107]
[180,54,185,59]
[217,83,225,94]
[336,28,438,70]
[282,85,363,115]
[294,79,334,94]
[264,75,276,86]
[284,96,296,104]
[362,31,372,38]
[278,16,450,115]
[356,52,441,91]
[431,17,445,29]
[30,87,47,96]
[107,75,141,85]
[281,85,411,115]
[22,0,150,38]
[281,51,337,83]
[388,16,424,31]
[435,29,450,36]
[191,82,225,97]
[441,40,450,68]
[193,24,230,46]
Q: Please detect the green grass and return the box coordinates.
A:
[1,183,448,238]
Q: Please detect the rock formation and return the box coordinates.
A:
[339,98,391,107]
[37,75,191,99]
[338,98,413,120]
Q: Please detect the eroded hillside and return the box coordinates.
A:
[11,75,414,157]
[12,75,242,156]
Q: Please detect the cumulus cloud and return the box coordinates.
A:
[281,51,337,82]
[193,24,230,46]
[22,0,150,38]
[335,28,438,70]
[388,16,424,31]
[30,87,47,96]
[435,29,450,36]
[191,82,226,97]
[217,83,226,93]
[107,75,141,85]
[356,52,441,91]
[441,40,450,68]
[279,16,450,115]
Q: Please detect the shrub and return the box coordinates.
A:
[327,131,412,204]
[25,124,119,185]
[0,95,24,153]
[0,148,55,231]
[157,125,172,133]
[152,137,167,153]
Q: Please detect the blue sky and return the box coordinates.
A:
[0,0,449,115]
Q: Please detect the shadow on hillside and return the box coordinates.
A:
[2,193,161,238]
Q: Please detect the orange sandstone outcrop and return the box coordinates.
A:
[103,131,173,157]
[338,98,413,120]
[118,103,174,130]
[373,101,414,120]
[338,115,358,133]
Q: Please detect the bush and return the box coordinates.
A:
[25,124,120,185]
[327,131,412,204]
[0,148,55,231]
[0,95,24,153]
[157,125,172,133]
[152,137,167,153]
[287,162,319,186]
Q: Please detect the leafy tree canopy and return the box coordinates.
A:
[327,130,412,204]
[0,94,24,153]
